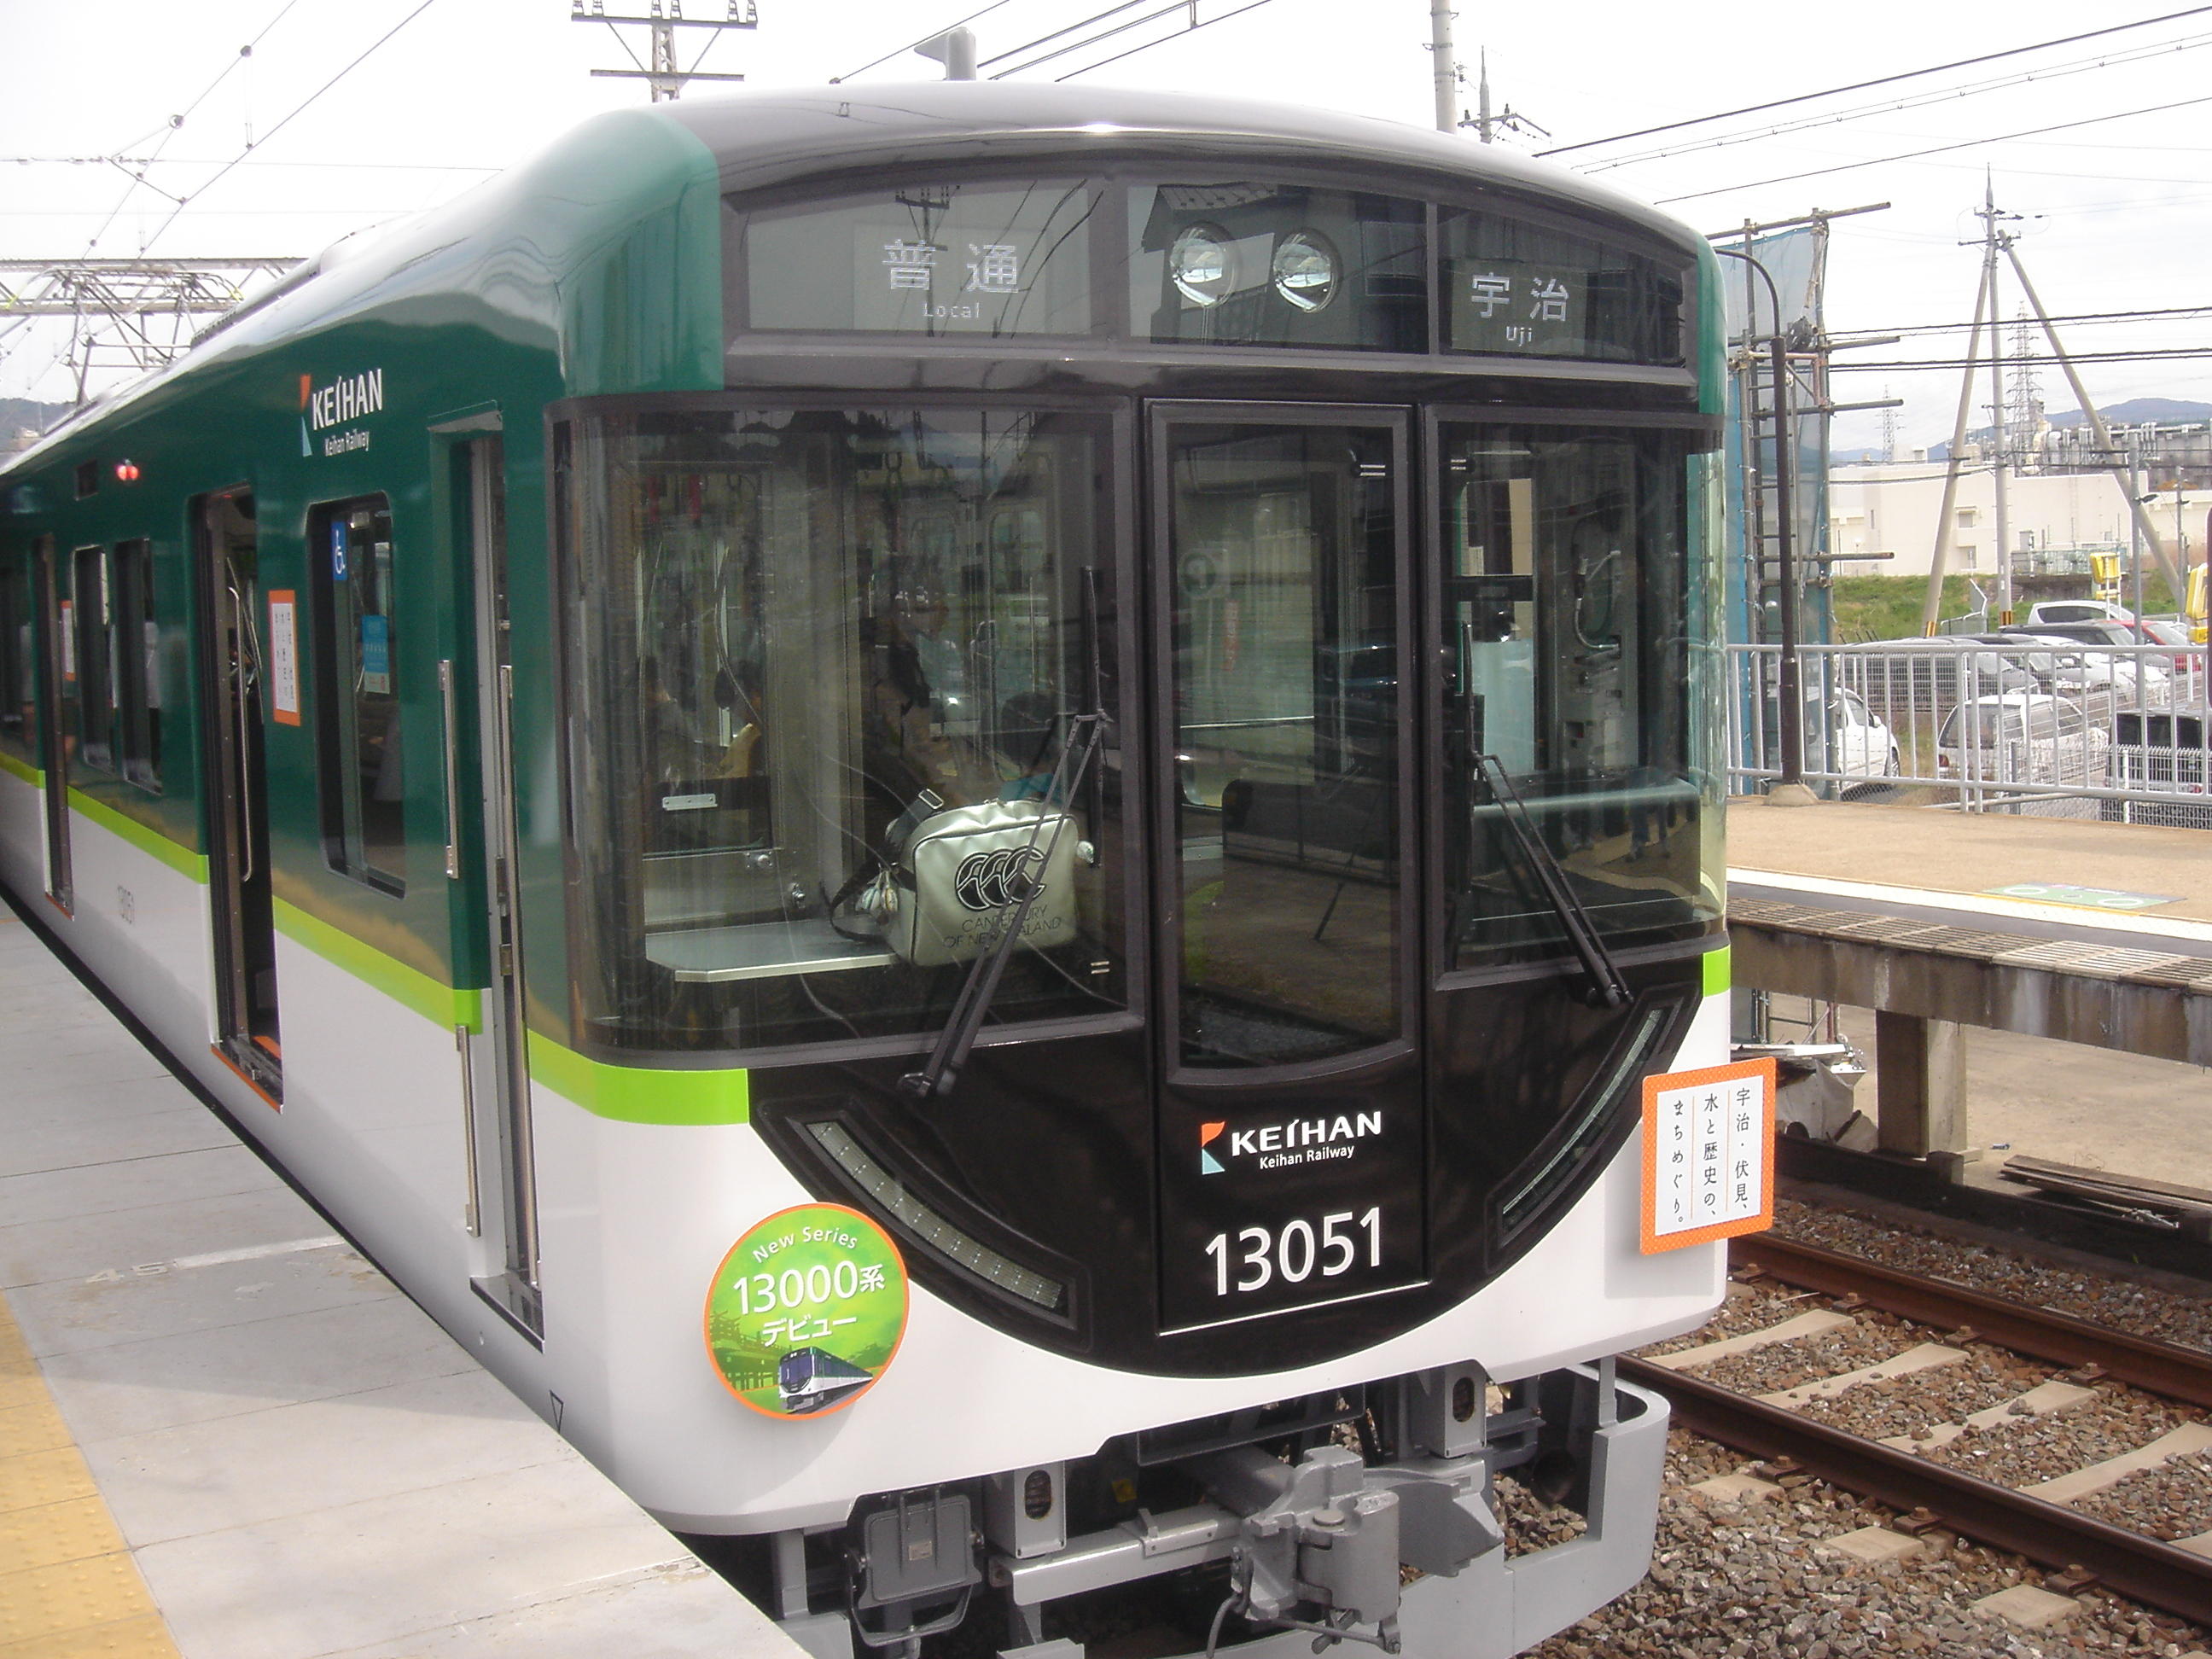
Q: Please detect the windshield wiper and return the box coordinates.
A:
[1475,754,1630,1009]
[899,709,1108,1102]
[900,569,1114,1103]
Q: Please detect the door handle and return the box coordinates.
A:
[439,659,461,880]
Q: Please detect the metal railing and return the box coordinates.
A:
[1727,637,2212,826]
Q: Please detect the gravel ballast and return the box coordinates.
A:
[1557,1190,2212,1656]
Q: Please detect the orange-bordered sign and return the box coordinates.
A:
[1638,1056,1777,1254]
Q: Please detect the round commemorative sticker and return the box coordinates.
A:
[703,1203,908,1420]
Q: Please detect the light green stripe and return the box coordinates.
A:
[0,749,40,787]
[67,789,207,882]
[1703,944,1732,998]
[273,898,482,1033]
[527,1031,750,1126]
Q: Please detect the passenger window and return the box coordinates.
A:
[71,546,115,773]
[113,541,161,792]
[0,553,32,763]
[308,495,406,894]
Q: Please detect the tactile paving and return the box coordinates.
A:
[0,1496,129,1576]
[0,1556,160,1646]
[0,1612,182,1658]
[0,1289,182,1659]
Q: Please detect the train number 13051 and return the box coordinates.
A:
[1204,1208,1382,1296]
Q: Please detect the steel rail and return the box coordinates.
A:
[1618,1354,2212,1629]
[1732,1234,2212,1411]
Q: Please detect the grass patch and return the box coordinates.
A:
[1831,573,2180,642]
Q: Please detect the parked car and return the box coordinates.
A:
[1825,686,1900,780]
[1936,692,2109,792]
[2101,704,2210,829]
[1997,632,2174,701]
[2027,599,2135,626]
[2008,619,2139,650]
[1848,637,2040,714]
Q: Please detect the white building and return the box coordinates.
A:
[1828,458,2208,583]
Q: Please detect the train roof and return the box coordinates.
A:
[665,81,1701,250]
[2,82,1706,477]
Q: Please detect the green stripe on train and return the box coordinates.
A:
[1703,945,1731,998]
[0,750,42,787]
[272,898,483,1034]
[271,897,749,1124]
[67,789,208,882]
[526,1032,751,1126]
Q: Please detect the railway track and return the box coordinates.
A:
[1620,1233,2212,1628]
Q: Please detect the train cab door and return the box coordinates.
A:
[195,490,282,1100]
[1146,403,1428,1336]
[32,536,73,912]
[447,427,541,1337]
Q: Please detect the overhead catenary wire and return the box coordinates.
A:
[1654,90,2212,206]
[1836,303,2212,341]
[1580,30,2212,174]
[831,0,1026,81]
[137,0,445,255]
[1538,4,2212,156]
[1830,346,2212,372]
[1048,0,1272,79]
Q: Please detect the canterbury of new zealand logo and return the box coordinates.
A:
[952,846,1047,911]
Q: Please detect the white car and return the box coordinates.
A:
[2008,633,2174,702]
[1825,687,1900,780]
[2028,599,2136,626]
[1936,691,2109,790]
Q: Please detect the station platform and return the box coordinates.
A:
[0,905,800,1658]
[1728,795,2212,953]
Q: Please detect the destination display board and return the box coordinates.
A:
[740,182,1096,337]
[1439,207,1687,365]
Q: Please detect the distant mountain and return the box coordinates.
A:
[0,399,71,449]
[2045,398,2212,428]
[1834,400,2212,466]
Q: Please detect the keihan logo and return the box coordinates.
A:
[1199,1121,1226,1175]
[1200,1110,1382,1174]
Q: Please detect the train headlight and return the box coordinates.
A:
[1272,231,1338,312]
[1169,224,1234,307]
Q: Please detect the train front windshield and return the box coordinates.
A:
[553,170,1720,1062]
[557,405,1719,1057]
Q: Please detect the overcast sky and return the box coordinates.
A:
[5,0,2209,452]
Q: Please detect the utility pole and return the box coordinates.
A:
[1918,253,1994,637]
[572,0,758,101]
[1428,1,1458,134]
[1976,180,2020,625]
[1468,50,1549,145]
[2005,243,2186,601]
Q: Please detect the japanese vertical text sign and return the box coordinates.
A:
[267,591,301,726]
[1639,1057,1776,1254]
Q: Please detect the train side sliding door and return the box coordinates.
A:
[1145,402,1427,1339]
[446,428,541,1336]
[195,490,282,1100]
[32,537,73,911]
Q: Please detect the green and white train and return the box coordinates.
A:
[0,82,1753,1659]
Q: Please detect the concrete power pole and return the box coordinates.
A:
[1428,1,1459,134]
[572,0,759,101]
[1469,50,1548,145]
[1977,180,2020,625]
